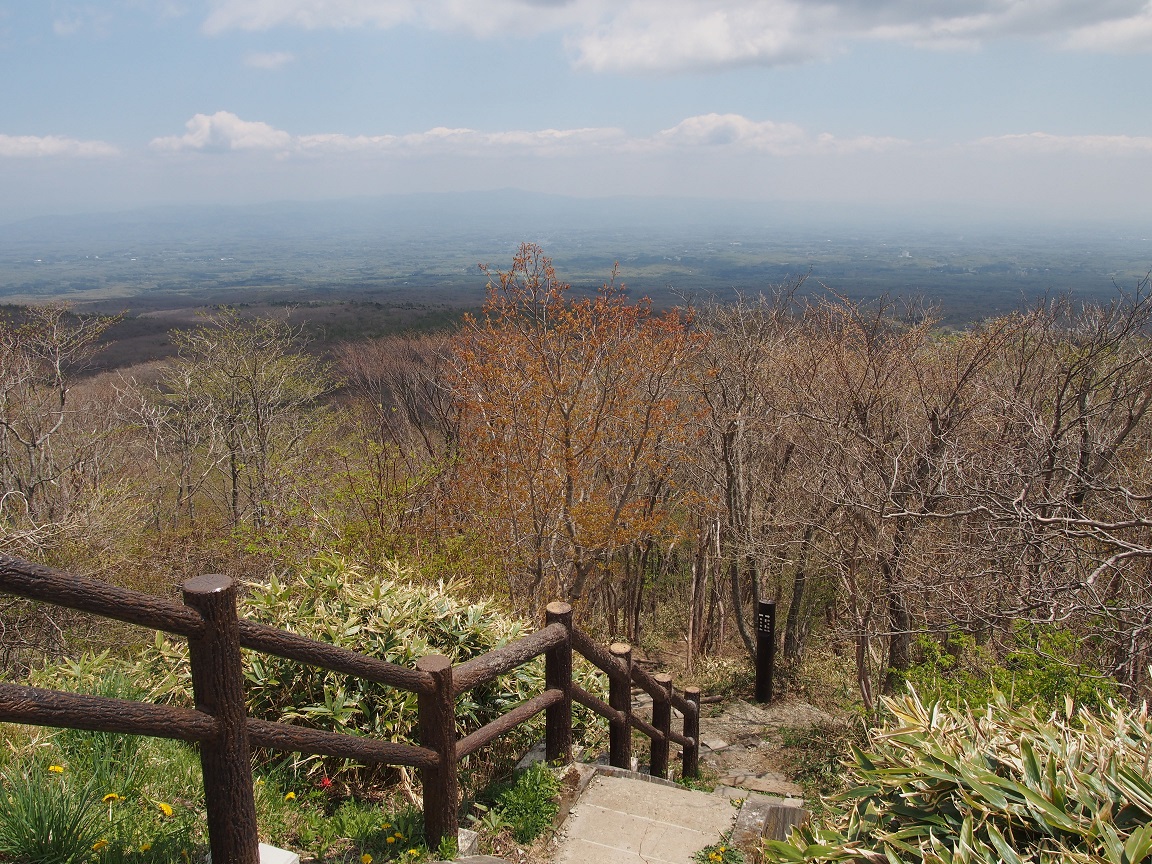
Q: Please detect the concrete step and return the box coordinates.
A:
[553,771,738,864]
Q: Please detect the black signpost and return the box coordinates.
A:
[755,600,776,703]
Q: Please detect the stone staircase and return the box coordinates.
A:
[435,763,807,864]
[438,692,817,864]
[433,690,823,864]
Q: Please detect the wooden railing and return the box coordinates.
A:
[0,554,700,863]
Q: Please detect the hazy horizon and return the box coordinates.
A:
[3,191,1148,328]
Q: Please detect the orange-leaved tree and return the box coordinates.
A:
[449,243,703,611]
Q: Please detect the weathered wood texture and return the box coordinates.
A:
[0,553,709,857]
[0,553,204,636]
[764,800,809,841]
[571,627,628,679]
[416,654,458,849]
[183,575,260,864]
[683,687,701,779]
[545,602,573,764]
[456,689,563,759]
[238,620,433,694]
[608,642,633,770]
[572,684,625,725]
[650,673,672,779]
[452,622,566,694]
[0,682,217,742]
[632,661,698,716]
[247,719,437,767]
[628,710,664,744]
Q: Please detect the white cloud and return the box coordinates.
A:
[655,113,910,155]
[153,112,628,155]
[150,111,294,151]
[657,114,808,153]
[244,50,296,69]
[1064,4,1152,52]
[571,1,822,72]
[0,134,119,158]
[149,110,920,166]
[974,132,1152,154]
[199,0,1152,70]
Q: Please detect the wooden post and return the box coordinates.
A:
[682,686,701,779]
[609,643,632,771]
[417,654,458,849]
[182,575,260,864]
[756,600,777,703]
[545,602,573,765]
[650,673,672,779]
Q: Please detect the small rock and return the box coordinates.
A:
[733,772,803,797]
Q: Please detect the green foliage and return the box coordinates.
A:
[38,553,556,764]
[252,764,431,861]
[0,763,105,864]
[763,691,1152,864]
[902,623,1119,714]
[469,762,562,845]
[434,833,458,861]
[0,734,200,864]
[695,833,746,864]
[780,719,867,807]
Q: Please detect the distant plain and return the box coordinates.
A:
[2,192,1149,369]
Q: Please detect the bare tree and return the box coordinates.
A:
[156,309,332,530]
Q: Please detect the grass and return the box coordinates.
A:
[466,761,561,847]
[0,728,438,863]
[777,719,865,814]
[0,719,572,863]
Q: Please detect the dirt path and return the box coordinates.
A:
[629,688,833,800]
[697,695,833,799]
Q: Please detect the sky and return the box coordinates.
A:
[2,0,1152,223]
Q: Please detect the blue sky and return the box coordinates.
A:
[2,0,1151,222]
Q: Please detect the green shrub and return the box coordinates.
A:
[34,551,606,780]
[490,762,561,844]
[38,554,553,749]
[902,623,1118,713]
[763,691,1152,864]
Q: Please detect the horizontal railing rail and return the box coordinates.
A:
[237,619,435,693]
[0,555,702,861]
[0,681,219,742]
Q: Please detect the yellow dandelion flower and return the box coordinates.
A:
[140,843,152,852]
[386,836,396,844]
[394,832,403,839]
[381,822,391,829]
[284,791,296,801]
[48,765,64,773]
[361,855,373,864]
[102,793,122,804]
[157,802,174,818]
[92,839,109,851]
[407,851,419,858]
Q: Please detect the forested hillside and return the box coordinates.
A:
[3,243,1151,708]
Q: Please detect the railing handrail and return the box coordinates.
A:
[0,554,702,859]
